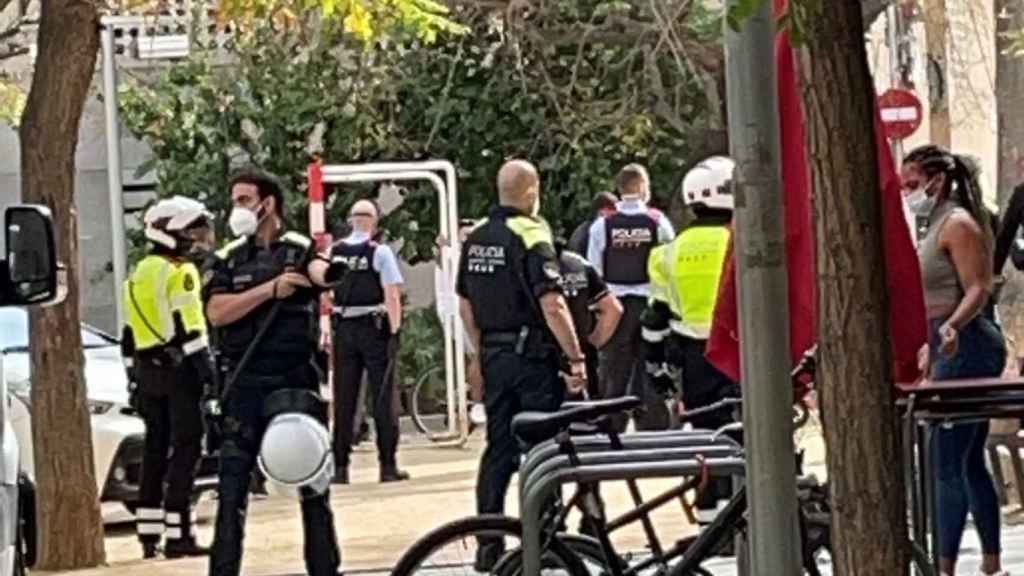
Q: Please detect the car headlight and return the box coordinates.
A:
[88,400,114,415]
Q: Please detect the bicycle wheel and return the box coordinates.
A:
[392,515,590,576]
[412,365,448,435]
[492,534,612,576]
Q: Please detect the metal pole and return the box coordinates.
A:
[101,25,127,332]
[724,1,800,575]
[886,3,905,164]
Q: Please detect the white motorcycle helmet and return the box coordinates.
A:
[257,389,335,498]
[143,196,212,250]
[681,156,736,211]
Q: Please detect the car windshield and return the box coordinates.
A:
[0,308,116,352]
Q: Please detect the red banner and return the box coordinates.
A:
[705,1,926,386]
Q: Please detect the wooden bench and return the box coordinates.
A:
[987,427,1024,508]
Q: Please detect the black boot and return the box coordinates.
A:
[164,538,211,559]
[333,467,350,485]
[380,465,410,483]
[164,510,209,558]
[141,541,159,559]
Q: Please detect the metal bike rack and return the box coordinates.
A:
[519,431,741,499]
[519,455,748,576]
[520,444,742,498]
[307,161,469,446]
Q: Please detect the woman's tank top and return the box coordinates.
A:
[917,200,964,317]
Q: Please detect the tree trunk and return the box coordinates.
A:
[996,0,1024,208]
[798,1,911,575]
[18,0,105,568]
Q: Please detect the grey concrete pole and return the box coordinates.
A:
[101,24,127,331]
[724,1,801,574]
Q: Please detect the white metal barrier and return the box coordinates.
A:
[307,161,468,445]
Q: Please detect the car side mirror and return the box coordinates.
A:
[1,205,65,307]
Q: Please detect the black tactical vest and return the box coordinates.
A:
[602,212,659,285]
[216,233,317,380]
[331,241,384,307]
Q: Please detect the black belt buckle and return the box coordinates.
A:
[514,326,530,356]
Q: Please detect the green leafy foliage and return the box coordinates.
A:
[0,80,25,127]
[120,1,724,262]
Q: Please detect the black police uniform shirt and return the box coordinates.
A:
[455,206,564,334]
[558,249,608,343]
[202,231,319,379]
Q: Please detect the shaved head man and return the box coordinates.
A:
[456,159,587,569]
[497,160,541,213]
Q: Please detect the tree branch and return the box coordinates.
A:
[0,45,28,60]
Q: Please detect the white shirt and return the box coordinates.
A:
[587,198,676,298]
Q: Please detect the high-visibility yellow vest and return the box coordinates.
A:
[648,225,731,339]
[124,254,207,353]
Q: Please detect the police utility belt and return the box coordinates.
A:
[220,359,320,390]
[331,305,386,319]
[481,326,555,359]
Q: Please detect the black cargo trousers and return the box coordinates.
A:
[208,368,340,576]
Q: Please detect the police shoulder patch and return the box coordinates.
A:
[183,273,195,292]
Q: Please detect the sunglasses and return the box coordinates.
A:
[349,212,376,218]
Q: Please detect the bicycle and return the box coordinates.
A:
[409,364,484,437]
[393,352,825,574]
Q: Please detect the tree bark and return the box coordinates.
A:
[996,0,1024,208]
[18,0,106,568]
[798,1,911,575]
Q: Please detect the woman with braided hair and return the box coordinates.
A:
[902,144,1008,576]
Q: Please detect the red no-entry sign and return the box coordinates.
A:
[879,88,923,140]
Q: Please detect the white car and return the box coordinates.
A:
[0,308,216,524]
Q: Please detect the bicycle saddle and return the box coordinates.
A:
[511,396,642,447]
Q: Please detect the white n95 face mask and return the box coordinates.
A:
[229,206,259,237]
[905,187,936,217]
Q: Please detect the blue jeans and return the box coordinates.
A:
[929,315,1005,559]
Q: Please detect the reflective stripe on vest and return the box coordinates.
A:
[655,226,730,340]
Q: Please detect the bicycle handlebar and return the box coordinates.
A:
[677,345,818,424]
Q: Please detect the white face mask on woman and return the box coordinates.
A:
[904,177,938,216]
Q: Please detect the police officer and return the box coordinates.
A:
[121,196,216,559]
[457,160,587,570]
[586,164,675,430]
[203,169,344,576]
[643,156,740,528]
[554,238,623,398]
[330,199,408,484]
